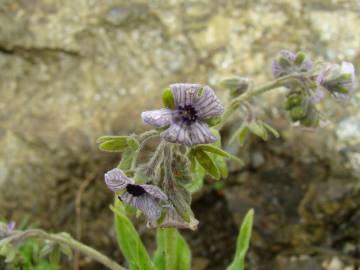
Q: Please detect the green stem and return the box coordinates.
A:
[218,74,298,129]
[164,228,177,270]
[7,229,126,270]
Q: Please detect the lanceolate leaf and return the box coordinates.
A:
[227,209,254,270]
[247,121,268,141]
[153,228,191,270]
[194,144,230,158]
[96,135,129,143]
[192,149,220,180]
[111,200,154,270]
[262,122,280,138]
[99,139,129,152]
[229,123,248,146]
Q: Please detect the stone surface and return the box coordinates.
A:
[0,0,359,269]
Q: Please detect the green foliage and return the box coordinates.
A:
[0,238,59,270]
[227,209,254,270]
[153,228,191,270]
[111,199,154,270]
[97,136,139,152]
[231,120,280,145]
[162,88,176,109]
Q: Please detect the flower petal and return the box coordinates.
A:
[105,168,133,192]
[170,83,202,107]
[141,184,168,201]
[141,109,173,128]
[160,121,216,146]
[272,59,285,78]
[120,193,161,221]
[193,85,224,119]
[187,121,217,145]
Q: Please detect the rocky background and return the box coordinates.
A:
[0,0,359,269]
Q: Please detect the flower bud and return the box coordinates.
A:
[316,62,356,101]
[272,50,313,78]
[221,77,250,97]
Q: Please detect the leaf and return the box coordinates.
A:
[192,149,220,180]
[228,154,245,167]
[96,135,130,143]
[227,209,254,270]
[118,148,136,171]
[111,199,154,270]
[162,88,176,109]
[229,123,248,146]
[127,138,140,151]
[262,122,280,138]
[153,228,191,270]
[194,144,230,159]
[210,130,228,178]
[99,139,129,152]
[247,121,268,141]
[203,116,222,127]
[186,160,205,193]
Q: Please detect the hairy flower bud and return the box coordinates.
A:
[316,62,356,101]
[272,50,313,78]
[221,77,250,97]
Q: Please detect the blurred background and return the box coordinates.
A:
[0,0,359,269]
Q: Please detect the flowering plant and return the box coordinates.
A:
[0,51,356,269]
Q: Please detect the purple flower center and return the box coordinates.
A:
[177,105,198,124]
[126,184,146,197]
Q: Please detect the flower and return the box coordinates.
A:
[141,83,224,146]
[105,168,168,221]
[0,221,15,238]
[147,206,199,231]
[272,50,313,78]
[316,62,356,101]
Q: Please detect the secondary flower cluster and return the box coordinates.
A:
[272,50,356,127]
[104,84,224,230]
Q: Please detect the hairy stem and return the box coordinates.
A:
[218,74,299,129]
[5,229,126,270]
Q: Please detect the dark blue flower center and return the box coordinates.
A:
[178,105,198,124]
[126,184,146,197]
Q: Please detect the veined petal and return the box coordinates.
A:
[105,168,133,192]
[193,85,224,119]
[141,109,173,128]
[141,184,168,201]
[160,122,191,145]
[187,121,217,145]
[160,121,216,146]
[120,193,161,221]
[170,83,202,107]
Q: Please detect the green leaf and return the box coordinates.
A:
[187,162,205,193]
[153,228,191,270]
[162,88,176,109]
[247,121,268,141]
[294,51,306,66]
[210,129,228,178]
[192,149,220,180]
[262,122,280,138]
[118,148,136,171]
[227,209,254,270]
[111,200,154,270]
[99,139,129,152]
[96,135,129,143]
[194,144,230,159]
[127,138,140,151]
[203,116,222,127]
